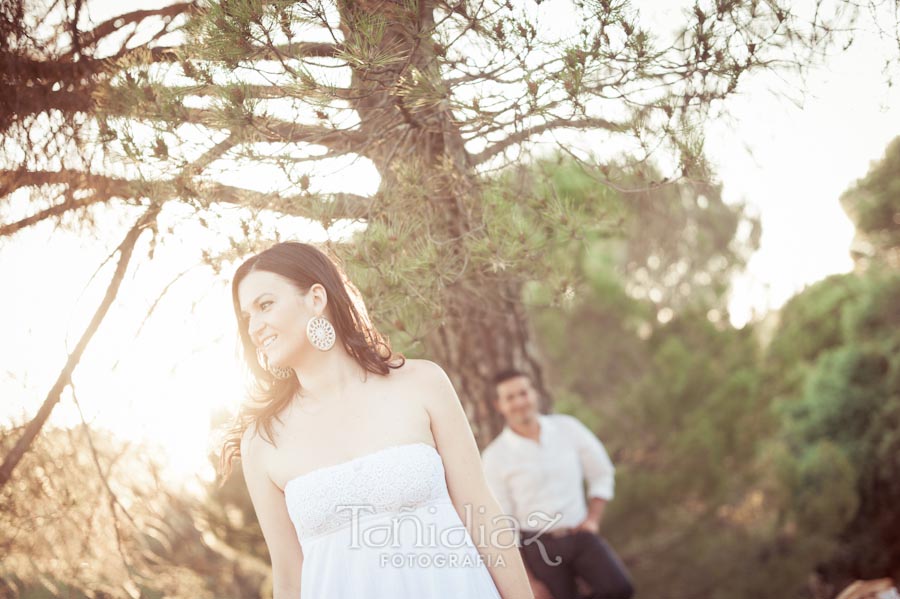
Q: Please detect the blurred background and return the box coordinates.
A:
[1,0,898,597]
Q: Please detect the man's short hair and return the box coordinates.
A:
[492,368,530,389]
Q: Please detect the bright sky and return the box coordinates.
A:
[712,39,899,326]
[2,0,898,492]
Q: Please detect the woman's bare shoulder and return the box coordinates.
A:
[386,358,452,411]
[392,359,458,415]
[240,423,275,465]
[393,358,447,380]
[240,425,260,461]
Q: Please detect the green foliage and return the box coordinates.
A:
[768,268,900,583]
[522,143,900,597]
[840,135,900,260]
[777,438,860,533]
[520,156,781,599]
[536,266,900,597]
[767,274,863,394]
[344,155,627,355]
[842,272,900,345]
[558,304,776,598]
[758,137,900,587]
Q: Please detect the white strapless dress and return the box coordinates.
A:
[284,442,503,599]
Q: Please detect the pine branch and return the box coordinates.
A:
[203,182,372,221]
[0,132,233,225]
[62,2,199,58]
[0,84,94,123]
[8,46,179,85]
[189,135,237,172]
[0,169,134,194]
[138,109,369,155]
[472,117,628,164]
[244,114,366,152]
[0,192,112,238]
[0,205,160,490]
[0,169,374,235]
[251,41,341,60]
[174,83,356,101]
[0,171,140,237]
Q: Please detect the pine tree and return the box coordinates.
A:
[2,0,898,440]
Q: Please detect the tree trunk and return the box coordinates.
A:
[426,281,554,445]
[337,0,552,446]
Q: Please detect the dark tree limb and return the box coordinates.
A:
[203,182,373,221]
[472,116,629,165]
[0,171,142,237]
[0,169,374,237]
[0,204,160,490]
[249,41,341,61]
[62,2,198,58]
[70,383,147,578]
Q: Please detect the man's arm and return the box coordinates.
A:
[559,415,615,532]
[583,497,608,532]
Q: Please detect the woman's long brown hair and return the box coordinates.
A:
[218,241,405,485]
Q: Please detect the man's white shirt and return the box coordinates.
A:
[482,413,615,533]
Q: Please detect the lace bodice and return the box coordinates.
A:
[284,443,451,541]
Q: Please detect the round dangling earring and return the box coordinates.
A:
[256,347,293,379]
[307,315,336,351]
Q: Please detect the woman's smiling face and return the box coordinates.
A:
[238,270,320,369]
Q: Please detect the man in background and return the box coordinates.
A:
[482,369,634,599]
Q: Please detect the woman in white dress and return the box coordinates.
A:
[219,241,533,599]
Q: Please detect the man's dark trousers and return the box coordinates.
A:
[519,529,634,599]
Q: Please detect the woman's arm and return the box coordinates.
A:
[416,360,534,599]
[241,428,304,599]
